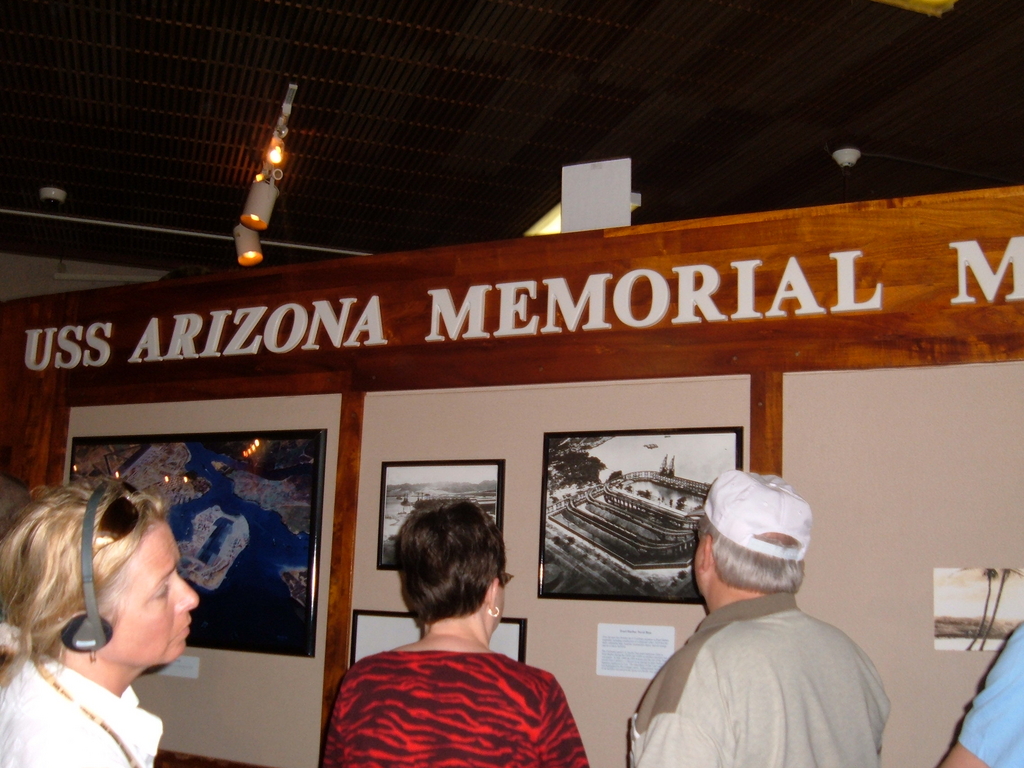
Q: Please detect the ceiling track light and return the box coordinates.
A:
[240,177,280,231]
[234,223,263,266]
[267,136,285,166]
[237,83,298,264]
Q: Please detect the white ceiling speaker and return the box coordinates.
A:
[39,186,67,206]
[831,146,862,169]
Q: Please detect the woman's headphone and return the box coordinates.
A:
[60,484,115,652]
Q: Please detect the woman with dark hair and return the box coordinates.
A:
[323,501,589,768]
[0,479,199,767]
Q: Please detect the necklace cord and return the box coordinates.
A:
[36,664,145,768]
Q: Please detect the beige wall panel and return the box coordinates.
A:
[784,363,1024,768]
[68,395,342,768]
[355,377,750,768]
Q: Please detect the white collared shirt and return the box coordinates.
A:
[0,659,163,768]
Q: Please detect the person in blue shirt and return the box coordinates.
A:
[939,624,1024,768]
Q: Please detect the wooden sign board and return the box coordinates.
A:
[2,185,1024,424]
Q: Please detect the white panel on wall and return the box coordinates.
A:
[561,157,633,232]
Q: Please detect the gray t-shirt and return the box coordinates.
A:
[631,593,889,768]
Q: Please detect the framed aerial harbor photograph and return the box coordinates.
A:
[377,460,505,569]
[539,427,742,603]
[68,429,326,657]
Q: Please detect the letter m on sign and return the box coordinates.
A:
[950,238,1024,304]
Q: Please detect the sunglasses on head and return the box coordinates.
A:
[86,483,141,550]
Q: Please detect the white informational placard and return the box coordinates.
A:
[155,655,200,679]
[351,611,525,664]
[596,623,675,679]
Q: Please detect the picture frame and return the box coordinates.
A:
[377,460,505,570]
[69,429,326,657]
[349,609,527,664]
[934,568,1024,651]
[539,427,743,603]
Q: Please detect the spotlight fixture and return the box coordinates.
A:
[239,83,298,238]
[240,178,280,231]
[234,223,263,266]
[266,136,285,166]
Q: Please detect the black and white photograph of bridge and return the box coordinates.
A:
[377,460,504,569]
[540,428,741,602]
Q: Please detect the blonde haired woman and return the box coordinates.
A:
[0,479,198,768]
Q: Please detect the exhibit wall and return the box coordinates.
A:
[2,187,1023,768]
[784,362,1024,768]
[349,364,1024,768]
[352,376,750,768]
[51,366,1023,768]
[67,394,342,768]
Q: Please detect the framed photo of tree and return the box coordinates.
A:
[539,427,742,602]
[934,567,1024,651]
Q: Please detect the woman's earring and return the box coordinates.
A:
[487,606,500,618]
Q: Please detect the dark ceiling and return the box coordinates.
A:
[2,0,1022,273]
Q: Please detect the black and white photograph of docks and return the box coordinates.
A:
[540,428,741,602]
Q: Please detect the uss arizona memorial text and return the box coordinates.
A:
[22,239,1024,370]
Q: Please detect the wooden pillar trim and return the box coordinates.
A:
[320,392,364,742]
[749,371,783,476]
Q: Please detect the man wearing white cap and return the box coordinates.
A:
[630,470,889,768]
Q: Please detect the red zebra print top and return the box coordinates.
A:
[323,650,590,768]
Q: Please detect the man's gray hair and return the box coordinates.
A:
[698,515,804,594]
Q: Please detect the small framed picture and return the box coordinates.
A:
[539,427,742,603]
[934,568,1024,651]
[350,609,526,664]
[377,460,505,569]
